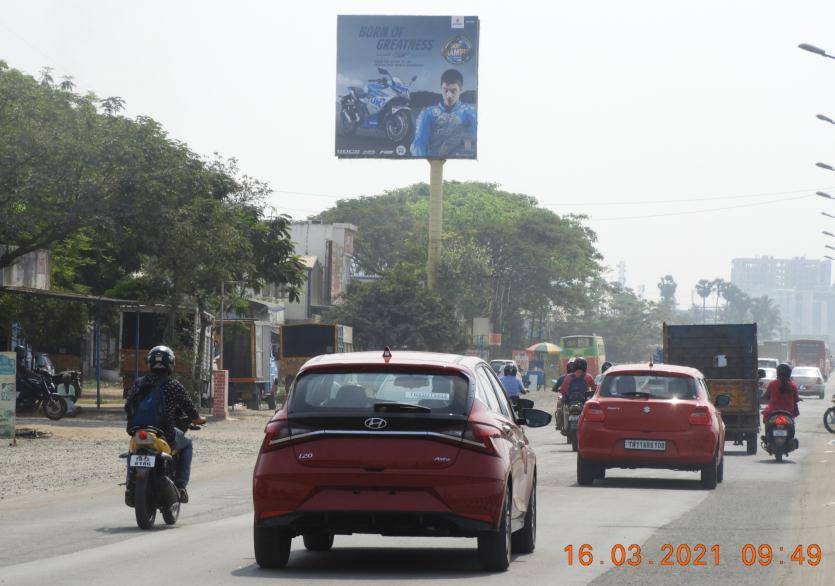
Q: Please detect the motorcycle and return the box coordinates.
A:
[562,390,594,452]
[37,368,82,403]
[122,417,200,529]
[15,371,68,420]
[338,67,418,143]
[761,411,799,462]
[824,394,835,434]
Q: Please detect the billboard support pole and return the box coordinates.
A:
[427,158,445,290]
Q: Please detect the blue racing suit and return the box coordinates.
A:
[410,100,477,157]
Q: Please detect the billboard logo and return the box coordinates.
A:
[442,35,474,64]
[451,16,465,29]
[396,145,407,156]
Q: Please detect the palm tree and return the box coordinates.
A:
[657,275,677,307]
[695,279,713,323]
[750,295,782,339]
[721,283,751,322]
[712,279,728,323]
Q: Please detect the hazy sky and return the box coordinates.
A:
[3,0,835,305]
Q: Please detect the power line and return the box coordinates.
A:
[588,193,813,222]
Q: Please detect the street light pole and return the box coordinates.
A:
[798,43,835,60]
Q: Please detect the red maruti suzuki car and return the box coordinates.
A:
[577,363,730,489]
[252,350,551,571]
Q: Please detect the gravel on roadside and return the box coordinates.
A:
[0,409,272,501]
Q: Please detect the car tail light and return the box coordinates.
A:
[773,415,790,426]
[261,419,314,453]
[688,406,712,426]
[456,422,500,455]
[583,402,605,423]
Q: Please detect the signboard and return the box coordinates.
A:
[336,15,479,159]
[488,333,502,347]
[0,352,15,441]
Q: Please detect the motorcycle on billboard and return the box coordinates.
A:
[338,68,417,144]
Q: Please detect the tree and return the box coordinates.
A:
[712,279,729,323]
[657,275,677,307]
[750,295,782,339]
[326,263,468,352]
[695,279,714,323]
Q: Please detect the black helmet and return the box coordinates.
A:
[574,357,588,372]
[147,345,175,374]
[601,361,613,374]
[504,364,517,376]
[566,357,576,373]
[776,363,792,379]
[14,345,26,360]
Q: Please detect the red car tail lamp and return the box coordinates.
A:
[688,406,713,426]
[261,420,314,452]
[446,422,500,456]
[773,415,790,426]
[583,402,605,422]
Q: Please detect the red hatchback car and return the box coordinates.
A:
[577,363,730,489]
[252,350,552,571]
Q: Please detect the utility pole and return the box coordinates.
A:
[426,159,446,290]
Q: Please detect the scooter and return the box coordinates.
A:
[823,394,835,434]
[122,418,200,529]
[561,390,595,452]
[761,410,799,462]
[338,68,417,143]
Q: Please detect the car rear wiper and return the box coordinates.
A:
[373,402,432,413]
[617,391,653,399]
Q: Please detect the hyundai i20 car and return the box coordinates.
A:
[577,364,729,489]
[252,350,552,571]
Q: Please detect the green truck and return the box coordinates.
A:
[663,323,760,455]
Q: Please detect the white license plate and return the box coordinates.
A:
[799,385,806,390]
[624,439,666,451]
[129,455,156,468]
[568,415,580,421]
[772,429,788,437]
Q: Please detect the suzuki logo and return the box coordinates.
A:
[364,417,388,430]
[642,406,651,413]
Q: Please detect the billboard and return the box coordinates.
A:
[336,15,479,159]
[0,353,15,441]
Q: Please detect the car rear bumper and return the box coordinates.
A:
[256,510,495,537]
[578,424,718,469]
[796,384,825,395]
[252,449,507,531]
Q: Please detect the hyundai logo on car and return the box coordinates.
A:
[364,417,388,430]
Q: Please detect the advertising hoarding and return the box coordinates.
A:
[336,15,479,159]
[0,352,15,441]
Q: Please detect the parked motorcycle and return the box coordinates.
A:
[761,411,799,462]
[122,418,200,529]
[338,68,417,143]
[823,394,835,434]
[15,371,68,420]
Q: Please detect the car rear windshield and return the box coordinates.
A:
[792,367,819,377]
[601,374,698,400]
[289,370,471,415]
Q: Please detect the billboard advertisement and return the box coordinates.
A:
[0,352,15,441]
[336,15,479,159]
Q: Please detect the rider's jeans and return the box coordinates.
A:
[173,428,193,488]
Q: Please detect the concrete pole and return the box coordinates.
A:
[427,159,446,290]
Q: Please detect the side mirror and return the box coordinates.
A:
[521,408,552,427]
[757,369,766,379]
[714,394,731,408]
[515,398,534,410]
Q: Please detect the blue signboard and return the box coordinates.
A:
[336,15,479,159]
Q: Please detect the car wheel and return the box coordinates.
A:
[570,433,578,452]
[824,407,835,434]
[700,451,718,489]
[746,434,757,455]
[595,466,606,480]
[254,525,292,569]
[302,533,334,551]
[477,486,512,572]
[511,475,536,554]
[577,454,596,486]
[717,455,724,484]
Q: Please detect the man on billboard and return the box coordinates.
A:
[410,68,477,158]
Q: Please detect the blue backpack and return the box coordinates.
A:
[565,374,589,403]
[131,380,166,428]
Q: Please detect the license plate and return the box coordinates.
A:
[129,455,156,468]
[624,439,666,451]
[772,429,788,437]
[799,385,806,390]
[568,415,580,421]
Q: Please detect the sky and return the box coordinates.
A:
[3,0,835,305]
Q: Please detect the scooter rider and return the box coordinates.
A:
[560,357,598,404]
[553,358,576,430]
[499,364,526,403]
[762,363,800,423]
[125,346,206,503]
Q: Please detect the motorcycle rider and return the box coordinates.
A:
[124,346,206,503]
[553,358,575,430]
[499,364,526,403]
[559,357,598,404]
[762,362,800,423]
[410,68,477,157]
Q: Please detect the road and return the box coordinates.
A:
[1,392,832,585]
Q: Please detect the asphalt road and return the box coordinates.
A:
[1,391,832,586]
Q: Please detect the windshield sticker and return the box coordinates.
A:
[404,391,450,400]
